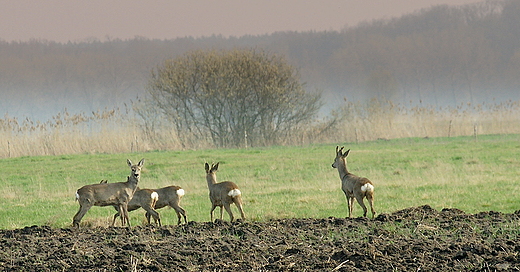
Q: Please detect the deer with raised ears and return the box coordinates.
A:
[148,186,187,225]
[205,162,245,222]
[332,147,376,218]
[109,178,160,227]
[72,158,145,228]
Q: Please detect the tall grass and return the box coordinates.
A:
[0,108,186,158]
[322,99,520,143]
[1,99,520,158]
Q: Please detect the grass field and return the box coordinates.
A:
[1,134,519,229]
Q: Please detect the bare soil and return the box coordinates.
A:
[1,205,520,271]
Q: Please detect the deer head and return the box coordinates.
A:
[127,158,145,179]
[332,146,350,168]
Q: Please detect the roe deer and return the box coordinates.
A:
[332,147,375,218]
[73,158,145,228]
[147,186,187,225]
[106,181,186,225]
[205,162,245,222]
[110,179,160,227]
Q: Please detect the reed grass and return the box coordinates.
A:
[1,100,520,158]
[326,99,520,143]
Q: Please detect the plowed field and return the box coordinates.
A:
[1,205,519,271]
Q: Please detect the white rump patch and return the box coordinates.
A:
[176,189,185,197]
[361,183,374,192]
[75,191,79,200]
[228,189,241,197]
[151,192,159,201]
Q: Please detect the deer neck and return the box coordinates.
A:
[206,173,217,187]
[127,175,140,191]
[337,159,350,180]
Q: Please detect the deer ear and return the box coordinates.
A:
[138,158,145,166]
[127,159,132,167]
[344,149,351,156]
[205,162,210,171]
[213,162,220,171]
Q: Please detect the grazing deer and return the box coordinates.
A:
[205,162,245,222]
[110,178,161,227]
[332,147,375,218]
[111,184,186,226]
[72,158,145,228]
[148,186,187,225]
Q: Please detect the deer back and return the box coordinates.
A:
[208,180,241,207]
[77,174,139,207]
[341,173,372,194]
[153,186,184,209]
[333,146,373,194]
[205,162,240,203]
[77,183,131,207]
[127,188,156,211]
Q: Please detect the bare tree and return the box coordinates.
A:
[145,49,322,148]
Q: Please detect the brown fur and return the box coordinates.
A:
[73,158,145,227]
[332,147,375,218]
[147,185,187,225]
[205,162,245,222]
[110,185,160,226]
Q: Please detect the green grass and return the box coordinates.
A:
[1,134,519,229]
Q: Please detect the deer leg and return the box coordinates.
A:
[343,191,353,218]
[172,200,187,225]
[349,197,355,217]
[125,207,131,227]
[152,211,161,226]
[73,203,92,228]
[173,206,187,225]
[175,210,181,225]
[146,211,161,226]
[180,207,187,224]
[223,203,234,222]
[219,206,224,220]
[144,208,161,226]
[210,205,217,222]
[155,213,162,226]
[233,197,245,221]
[117,205,125,226]
[120,203,130,227]
[112,212,120,227]
[142,204,155,224]
[354,195,368,217]
[366,192,376,218]
[111,205,121,227]
[118,206,124,226]
[145,211,151,224]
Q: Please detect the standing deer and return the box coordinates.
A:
[147,186,187,225]
[109,179,160,227]
[205,162,245,222]
[72,158,145,228]
[106,181,186,226]
[332,147,375,218]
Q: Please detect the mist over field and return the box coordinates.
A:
[1,0,519,122]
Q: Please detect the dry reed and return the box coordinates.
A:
[304,99,520,144]
[1,99,520,158]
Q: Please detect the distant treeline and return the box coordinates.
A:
[1,0,519,120]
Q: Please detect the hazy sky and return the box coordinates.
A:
[1,0,482,43]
